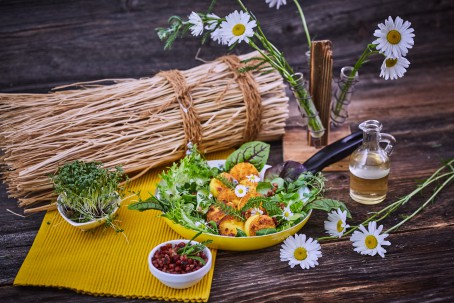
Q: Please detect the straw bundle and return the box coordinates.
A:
[0,51,289,213]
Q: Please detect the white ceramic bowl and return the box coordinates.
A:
[57,195,120,231]
[148,239,212,289]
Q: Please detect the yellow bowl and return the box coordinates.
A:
[162,210,311,251]
[159,159,312,251]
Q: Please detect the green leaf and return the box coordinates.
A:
[256,182,273,195]
[255,228,277,236]
[239,196,267,213]
[235,228,247,237]
[271,177,285,188]
[215,201,244,221]
[215,174,236,190]
[207,221,219,234]
[225,141,270,171]
[262,199,283,216]
[128,201,163,212]
[304,199,351,218]
[188,255,207,265]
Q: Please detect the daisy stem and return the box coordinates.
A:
[292,0,311,49]
[384,173,454,233]
[235,0,248,14]
[333,44,380,115]
[237,0,324,137]
[248,40,292,79]
[317,160,454,242]
[345,170,453,236]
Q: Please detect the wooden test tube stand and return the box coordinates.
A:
[283,40,352,171]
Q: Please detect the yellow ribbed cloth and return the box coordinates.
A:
[14,149,233,302]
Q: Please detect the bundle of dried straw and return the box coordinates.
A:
[0,51,289,213]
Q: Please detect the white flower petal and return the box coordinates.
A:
[220,10,256,46]
[350,221,392,258]
[373,16,415,58]
[234,184,248,197]
[188,12,204,37]
[265,0,287,9]
[380,57,410,80]
[280,234,322,270]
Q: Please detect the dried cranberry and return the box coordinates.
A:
[152,243,207,274]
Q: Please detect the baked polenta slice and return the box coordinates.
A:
[218,215,245,237]
[229,162,259,182]
[209,172,236,197]
[244,214,276,236]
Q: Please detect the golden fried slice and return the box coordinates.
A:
[206,205,226,225]
[244,214,276,236]
[217,189,240,208]
[229,162,259,182]
[218,215,245,237]
[209,172,237,197]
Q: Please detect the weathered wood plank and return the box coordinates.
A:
[1,0,453,92]
[0,0,453,302]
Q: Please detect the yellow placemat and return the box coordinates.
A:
[14,149,233,302]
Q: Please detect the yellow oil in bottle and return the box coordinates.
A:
[349,120,395,205]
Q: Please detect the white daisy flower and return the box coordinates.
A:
[234,184,249,198]
[220,10,256,46]
[324,209,350,238]
[280,234,322,269]
[205,13,226,45]
[350,221,391,258]
[380,56,410,80]
[373,16,415,58]
[265,0,287,10]
[282,206,294,221]
[246,174,261,183]
[250,207,263,216]
[211,28,227,45]
[205,13,220,31]
[188,12,204,37]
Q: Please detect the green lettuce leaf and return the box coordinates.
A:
[225,141,270,171]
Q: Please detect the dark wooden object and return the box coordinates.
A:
[309,40,333,146]
[1,1,454,302]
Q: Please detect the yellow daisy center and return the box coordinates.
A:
[386,58,398,68]
[293,247,308,261]
[365,235,378,249]
[232,23,246,36]
[336,220,344,232]
[284,211,291,218]
[386,30,401,45]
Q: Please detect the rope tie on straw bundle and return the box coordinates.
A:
[158,70,202,150]
[0,51,288,212]
[220,55,263,142]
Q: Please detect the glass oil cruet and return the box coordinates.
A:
[349,120,396,204]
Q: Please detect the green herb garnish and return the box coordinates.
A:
[50,160,126,232]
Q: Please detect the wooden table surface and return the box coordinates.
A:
[1,1,453,302]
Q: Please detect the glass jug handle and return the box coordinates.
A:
[380,133,396,156]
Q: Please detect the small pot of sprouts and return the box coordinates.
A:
[50,160,126,232]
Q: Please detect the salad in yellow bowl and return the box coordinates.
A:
[129,141,349,251]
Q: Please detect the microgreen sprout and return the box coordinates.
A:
[50,160,127,233]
